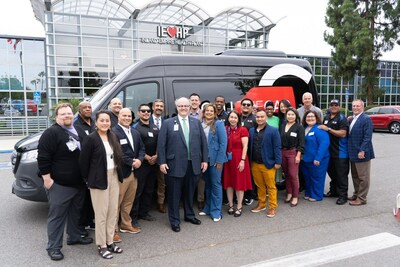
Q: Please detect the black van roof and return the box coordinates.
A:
[113,55,313,82]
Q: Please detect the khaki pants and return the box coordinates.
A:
[116,172,137,229]
[90,169,119,246]
[350,161,371,202]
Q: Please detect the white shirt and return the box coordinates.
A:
[153,115,162,129]
[119,123,134,151]
[178,115,190,134]
[349,112,362,133]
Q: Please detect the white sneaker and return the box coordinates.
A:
[198,211,207,216]
[213,216,221,222]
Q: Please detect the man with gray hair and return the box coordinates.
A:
[157,97,208,232]
[297,92,323,121]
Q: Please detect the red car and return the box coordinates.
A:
[365,105,400,134]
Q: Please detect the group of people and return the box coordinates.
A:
[37,92,375,261]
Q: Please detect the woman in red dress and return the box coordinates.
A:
[223,110,252,217]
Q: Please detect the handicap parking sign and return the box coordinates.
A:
[33,91,41,104]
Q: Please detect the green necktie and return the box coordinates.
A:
[182,118,190,159]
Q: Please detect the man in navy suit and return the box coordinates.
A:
[112,108,145,241]
[157,97,208,232]
[348,99,375,206]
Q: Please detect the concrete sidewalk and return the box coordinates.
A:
[0,136,24,153]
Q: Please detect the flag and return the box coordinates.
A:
[6,38,22,53]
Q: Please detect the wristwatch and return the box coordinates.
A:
[328,127,332,132]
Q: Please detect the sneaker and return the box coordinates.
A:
[244,198,254,206]
[251,205,267,213]
[266,209,276,218]
[120,225,141,234]
[85,222,95,231]
[213,216,221,222]
[113,232,122,243]
[198,211,207,216]
[48,249,64,261]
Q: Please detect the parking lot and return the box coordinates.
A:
[1,133,400,266]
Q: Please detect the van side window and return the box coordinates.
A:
[173,80,257,112]
[123,82,158,113]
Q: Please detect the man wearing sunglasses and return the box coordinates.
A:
[240,98,258,206]
[131,104,160,226]
[318,99,349,205]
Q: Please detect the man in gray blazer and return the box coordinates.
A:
[157,97,208,232]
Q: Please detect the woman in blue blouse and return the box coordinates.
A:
[199,104,228,222]
[301,110,330,201]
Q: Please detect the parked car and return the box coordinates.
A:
[4,107,21,117]
[365,105,400,134]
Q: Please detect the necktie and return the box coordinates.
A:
[156,118,160,129]
[182,118,190,158]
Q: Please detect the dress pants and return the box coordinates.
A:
[197,176,205,203]
[166,162,199,226]
[91,170,119,246]
[156,169,166,204]
[350,161,371,202]
[203,165,223,219]
[131,164,157,220]
[46,183,85,251]
[301,158,329,201]
[281,149,300,198]
[251,162,278,210]
[117,172,137,229]
[327,157,349,198]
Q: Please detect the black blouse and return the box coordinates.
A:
[280,122,305,153]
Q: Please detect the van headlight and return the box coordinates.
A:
[20,150,38,163]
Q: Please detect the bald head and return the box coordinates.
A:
[109,98,122,115]
[118,108,132,128]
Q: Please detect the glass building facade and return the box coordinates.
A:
[2,0,399,136]
[0,36,48,136]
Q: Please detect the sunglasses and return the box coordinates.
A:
[140,110,151,113]
[242,103,252,107]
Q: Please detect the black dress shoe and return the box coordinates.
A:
[184,217,201,225]
[171,224,180,232]
[67,236,93,245]
[336,197,347,205]
[48,249,64,261]
[324,191,339,197]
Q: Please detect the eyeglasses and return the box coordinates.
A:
[242,103,252,107]
[177,105,190,108]
[306,115,316,118]
[140,110,151,113]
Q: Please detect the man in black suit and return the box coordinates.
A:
[112,108,145,242]
[157,97,209,232]
[150,99,167,213]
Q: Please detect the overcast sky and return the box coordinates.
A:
[0,0,398,60]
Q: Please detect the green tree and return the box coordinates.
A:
[324,0,400,104]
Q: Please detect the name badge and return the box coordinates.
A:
[324,120,328,125]
[309,132,315,136]
[85,130,89,135]
[174,124,179,131]
[66,139,77,152]
[148,132,154,137]
[290,132,297,137]
[120,139,128,145]
[241,122,244,126]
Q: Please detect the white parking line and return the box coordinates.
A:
[243,232,400,267]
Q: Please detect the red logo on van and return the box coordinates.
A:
[235,86,295,113]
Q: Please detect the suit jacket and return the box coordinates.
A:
[348,112,375,162]
[207,120,228,166]
[79,131,123,190]
[112,124,146,178]
[249,124,282,169]
[303,124,330,163]
[157,116,208,177]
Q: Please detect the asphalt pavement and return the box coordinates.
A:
[1,133,400,266]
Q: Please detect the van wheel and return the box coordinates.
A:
[389,122,400,134]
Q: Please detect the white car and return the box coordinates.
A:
[4,107,21,117]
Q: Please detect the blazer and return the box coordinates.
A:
[112,124,146,178]
[303,124,330,163]
[157,116,208,177]
[249,124,282,169]
[348,112,375,162]
[207,120,228,166]
[79,131,123,190]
